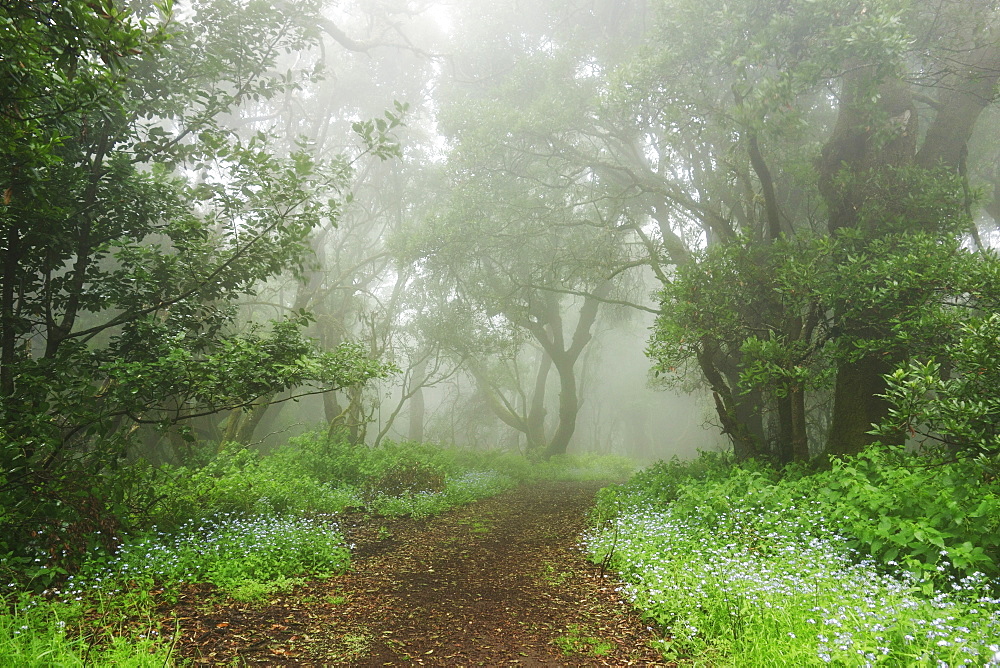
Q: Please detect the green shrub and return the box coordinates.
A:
[369,470,516,519]
[592,450,738,518]
[879,313,1000,462]
[269,430,371,484]
[787,449,1000,582]
[360,461,446,502]
[359,440,464,478]
[149,446,360,530]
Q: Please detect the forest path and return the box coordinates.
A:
[166,481,667,666]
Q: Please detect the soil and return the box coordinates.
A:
[158,481,669,666]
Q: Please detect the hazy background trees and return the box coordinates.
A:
[197,0,723,459]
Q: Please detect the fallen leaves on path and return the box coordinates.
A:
[158,481,669,666]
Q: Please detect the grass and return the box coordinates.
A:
[227,575,305,604]
[0,596,174,666]
[553,624,614,657]
[458,517,493,534]
[539,562,572,586]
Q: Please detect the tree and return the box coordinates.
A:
[402,128,633,456]
[385,0,659,458]
[211,0,454,447]
[419,0,1000,461]
[631,0,1000,458]
[0,0,390,568]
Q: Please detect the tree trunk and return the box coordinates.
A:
[825,357,892,456]
[408,385,425,443]
[1,222,19,400]
[817,41,1000,456]
[776,393,794,465]
[323,389,343,425]
[790,385,809,462]
[525,350,551,453]
[697,341,765,461]
[527,285,608,459]
[543,352,579,459]
[817,68,913,455]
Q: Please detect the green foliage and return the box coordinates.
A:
[803,452,1000,581]
[652,229,978,384]
[360,462,446,502]
[358,440,464,479]
[147,434,628,529]
[226,576,305,604]
[368,471,516,520]
[0,0,396,570]
[587,451,1000,665]
[0,596,171,667]
[351,100,411,160]
[70,513,350,597]
[594,451,736,512]
[648,225,990,459]
[2,432,643,662]
[270,431,372,484]
[879,309,1000,461]
[149,447,361,531]
[601,450,1000,583]
[152,432,635,525]
[631,0,994,460]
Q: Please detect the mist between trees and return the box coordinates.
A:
[3,0,1000,595]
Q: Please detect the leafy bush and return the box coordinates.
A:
[369,470,516,519]
[586,501,1000,666]
[358,440,464,479]
[269,431,372,485]
[145,434,639,532]
[598,449,1000,583]
[149,447,360,530]
[593,450,737,513]
[879,313,1000,462]
[792,451,1000,581]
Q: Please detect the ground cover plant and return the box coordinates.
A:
[3,433,636,664]
[0,598,172,667]
[586,450,1000,666]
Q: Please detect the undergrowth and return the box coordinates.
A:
[587,448,1000,666]
[4,432,636,664]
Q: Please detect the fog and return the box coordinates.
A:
[192,0,727,461]
[162,0,1000,464]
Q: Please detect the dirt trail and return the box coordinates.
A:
[165,481,667,666]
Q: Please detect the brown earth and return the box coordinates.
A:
[159,481,669,666]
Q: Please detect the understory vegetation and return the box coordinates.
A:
[586,450,1000,666]
[1,434,633,665]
